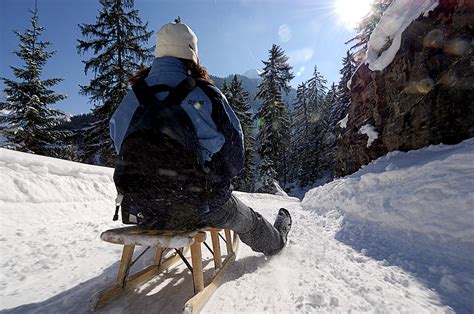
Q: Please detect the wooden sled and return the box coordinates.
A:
[93,226,239,313]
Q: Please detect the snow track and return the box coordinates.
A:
[205,193,451,313]
[1,140,473,313]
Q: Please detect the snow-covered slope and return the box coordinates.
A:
[1,139,473,313]
[303,138,474,313]
[303,138,473,243]
[0,149,117,310]
[241,69,262,80]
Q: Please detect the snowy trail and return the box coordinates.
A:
[2,140,472,313]
[1,192,450,314]
[204,193,450,313]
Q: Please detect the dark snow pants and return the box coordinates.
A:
[198,194,285,255]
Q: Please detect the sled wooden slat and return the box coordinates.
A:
[153,247,163,266]
[190,239,205,293]
[93,226,239,313]
[116,244,135,287]
[210,230,222,269]
[184,234,240,314]
[224,229,233,254]
[94,246,187,310]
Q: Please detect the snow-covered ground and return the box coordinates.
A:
[1,138,473,313]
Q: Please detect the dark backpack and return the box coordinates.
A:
[113,75,212,230]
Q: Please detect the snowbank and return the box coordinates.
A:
[1,142,471,313]
[302,139,474,243]
[366,0,439,71]
[302,138,474,312]
[0,148,115,206]
[0,149,117,309]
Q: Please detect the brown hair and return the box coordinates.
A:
[129,66,151,85]
[179,58,213,83]
[129,59,213,85]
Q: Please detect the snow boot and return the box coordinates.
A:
[274,208,292,244]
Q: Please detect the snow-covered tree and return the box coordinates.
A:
[346,0,393,62]
[221,78,229,97]
[292,82,310,135]
[320,83,338,168]
[332,50,356,129]
[77,0,153,166]
[0,7,67,157]
[298,82,334,185]
[224,75,255,191]
[289,82,310,183]
[306,65,328,116]
[312,52,356,183]
[289,65,328,186]
[323,83,337,129]
[255,44,294,193]
[297,52,356,186]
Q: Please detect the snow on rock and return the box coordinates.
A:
[302,138,474,312]
[337,114,349,129]
[366,0,439,71]
[273,181,289,197]
[358,123,378,147]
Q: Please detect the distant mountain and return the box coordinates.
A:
[57,111,74,123]
[242,69,262,80]
[56,112,96,130]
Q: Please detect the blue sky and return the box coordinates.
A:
[1,0,357,114]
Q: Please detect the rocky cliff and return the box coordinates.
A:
[336,0,473,177]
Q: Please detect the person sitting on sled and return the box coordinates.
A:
[109,20,291,256]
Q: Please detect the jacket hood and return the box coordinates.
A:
[145,56,188,87]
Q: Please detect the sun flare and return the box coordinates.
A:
[334,0,372,30]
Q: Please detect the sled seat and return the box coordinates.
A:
[94,226,239,313]
[100,227,203,248]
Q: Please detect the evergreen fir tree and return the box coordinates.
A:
[77,0,153,166]
[292,82,310,135]
[289,82,310,184]
[221,79,229,97]
[332,50,356,128]
[323,83,338,129]
[225,75,255,191]
[254,44,294,193]
[306,65,328,116]
[321,83,338,168]
[291,65,328,186]
[297,53,356,186]
[302,82,335,185]
[345,0,393,62]
[0,7,67,157]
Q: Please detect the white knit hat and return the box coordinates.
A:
[155,21,198,63]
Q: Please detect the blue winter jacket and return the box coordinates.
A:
[109,56,244,181]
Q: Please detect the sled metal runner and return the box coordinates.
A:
[93,226,239,313]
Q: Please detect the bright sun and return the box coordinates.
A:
[334,0,372,30]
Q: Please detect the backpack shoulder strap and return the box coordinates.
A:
[131,76,196,108]
[162,76,196,106]
[195,79,223,103]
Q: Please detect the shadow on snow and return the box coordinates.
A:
[335,216,474,314]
